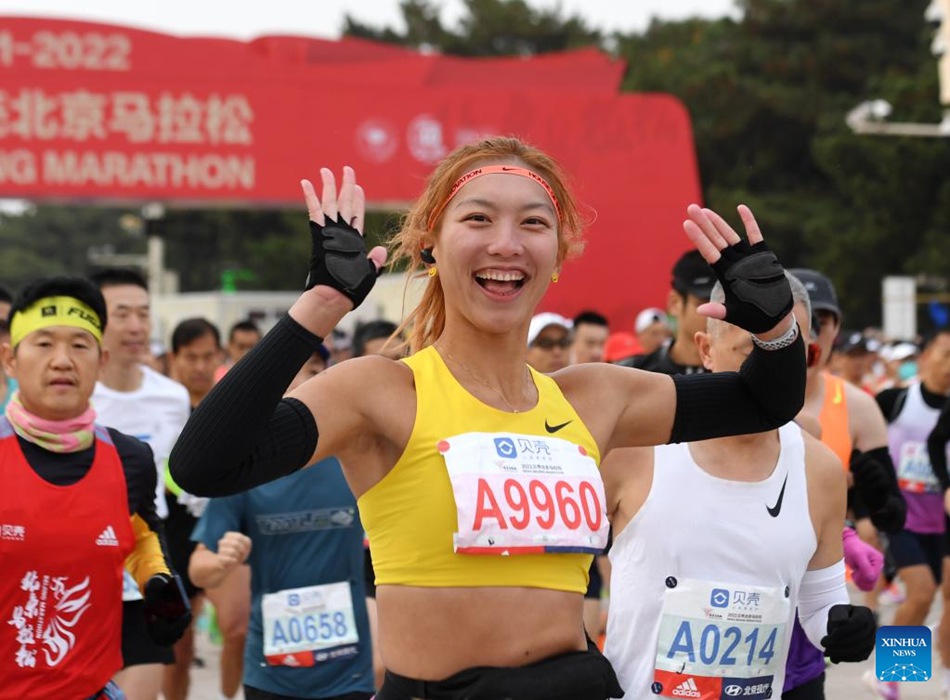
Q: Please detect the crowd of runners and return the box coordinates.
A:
[2,136,949,700]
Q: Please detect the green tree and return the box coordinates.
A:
[344,0,600,56]
[0,205,134,291]
[620,0,948,327]
[0,202,397,297]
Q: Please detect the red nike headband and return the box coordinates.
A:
[427,165,562,231]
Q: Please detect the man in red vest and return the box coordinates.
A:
[0,276,190,700]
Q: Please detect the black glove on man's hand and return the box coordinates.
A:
[305,216,379,308]
[143,572,192,646]
[821,604,876,663]
[710,240,792,335]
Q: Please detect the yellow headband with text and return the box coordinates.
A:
[10,296,104,347]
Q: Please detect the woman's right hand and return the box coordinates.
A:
[300,166,388,307]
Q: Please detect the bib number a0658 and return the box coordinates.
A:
[270,610,350,647]
[439,431,608,554]
[262,581,358,660]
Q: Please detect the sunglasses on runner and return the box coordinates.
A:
[532,337,572,350]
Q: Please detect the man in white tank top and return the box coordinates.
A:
[602,280,876,700]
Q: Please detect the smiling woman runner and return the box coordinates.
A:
[170,137,807,700]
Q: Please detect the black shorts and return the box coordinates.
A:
[585,559,602,600]
[944,516,950,553]
[363,547,376,599]
[244,686,372,700]
[121,599,174,667]
[164,492,201,599]
[782,672,824,700]
[888,529,945,583]
[374,642,622,700]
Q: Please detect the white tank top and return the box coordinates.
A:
[604,423,817,700]
[888,381,946,533]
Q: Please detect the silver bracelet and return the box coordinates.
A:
[751,321,800,351]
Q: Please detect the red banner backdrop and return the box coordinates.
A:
[0,17,702,329]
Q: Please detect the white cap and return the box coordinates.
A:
[527,312,572,347]
[635,307,667,334]
[885,342,918,363]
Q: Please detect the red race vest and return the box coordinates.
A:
[0,419,133,700]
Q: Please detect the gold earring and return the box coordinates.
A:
[551,272,560,283]
[428,267,438,277]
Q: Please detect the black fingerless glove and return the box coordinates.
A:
[821,604,876,663]
[851,448,907,534]
[711,240,792,334]
[143,573,192,646]
[305,216,379,308]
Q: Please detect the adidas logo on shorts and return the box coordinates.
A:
[95,525,119,547]
[672,677,701,698]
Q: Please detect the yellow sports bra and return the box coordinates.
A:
[357,346,603,593]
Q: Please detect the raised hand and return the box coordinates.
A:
[217,531,252,571]
[300,166,388,309]
[683,204,793,336]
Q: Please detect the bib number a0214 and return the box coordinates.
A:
[652,577,790,700]
[439,431,608,554]
[262,581,359,667]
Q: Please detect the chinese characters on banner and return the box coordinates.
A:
[0,16,703,330]
[0,88,255,190]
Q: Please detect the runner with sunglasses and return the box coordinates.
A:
[526,313,573,373]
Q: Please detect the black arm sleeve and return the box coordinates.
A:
[874,388,903,424]
[169,315,323,497]
[853,446,910,500]
[929,401,950,492]
[669,331,805,443]
[850,446,908,533]
[110,428,163,532]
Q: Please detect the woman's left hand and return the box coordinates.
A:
[683,203,793,337]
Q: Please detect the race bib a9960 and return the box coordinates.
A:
[439,432,608,555]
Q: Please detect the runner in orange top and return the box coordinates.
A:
[819,371,853,470]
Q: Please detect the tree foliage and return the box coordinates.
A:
[622,0,950,327]
[344,0,600,55]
